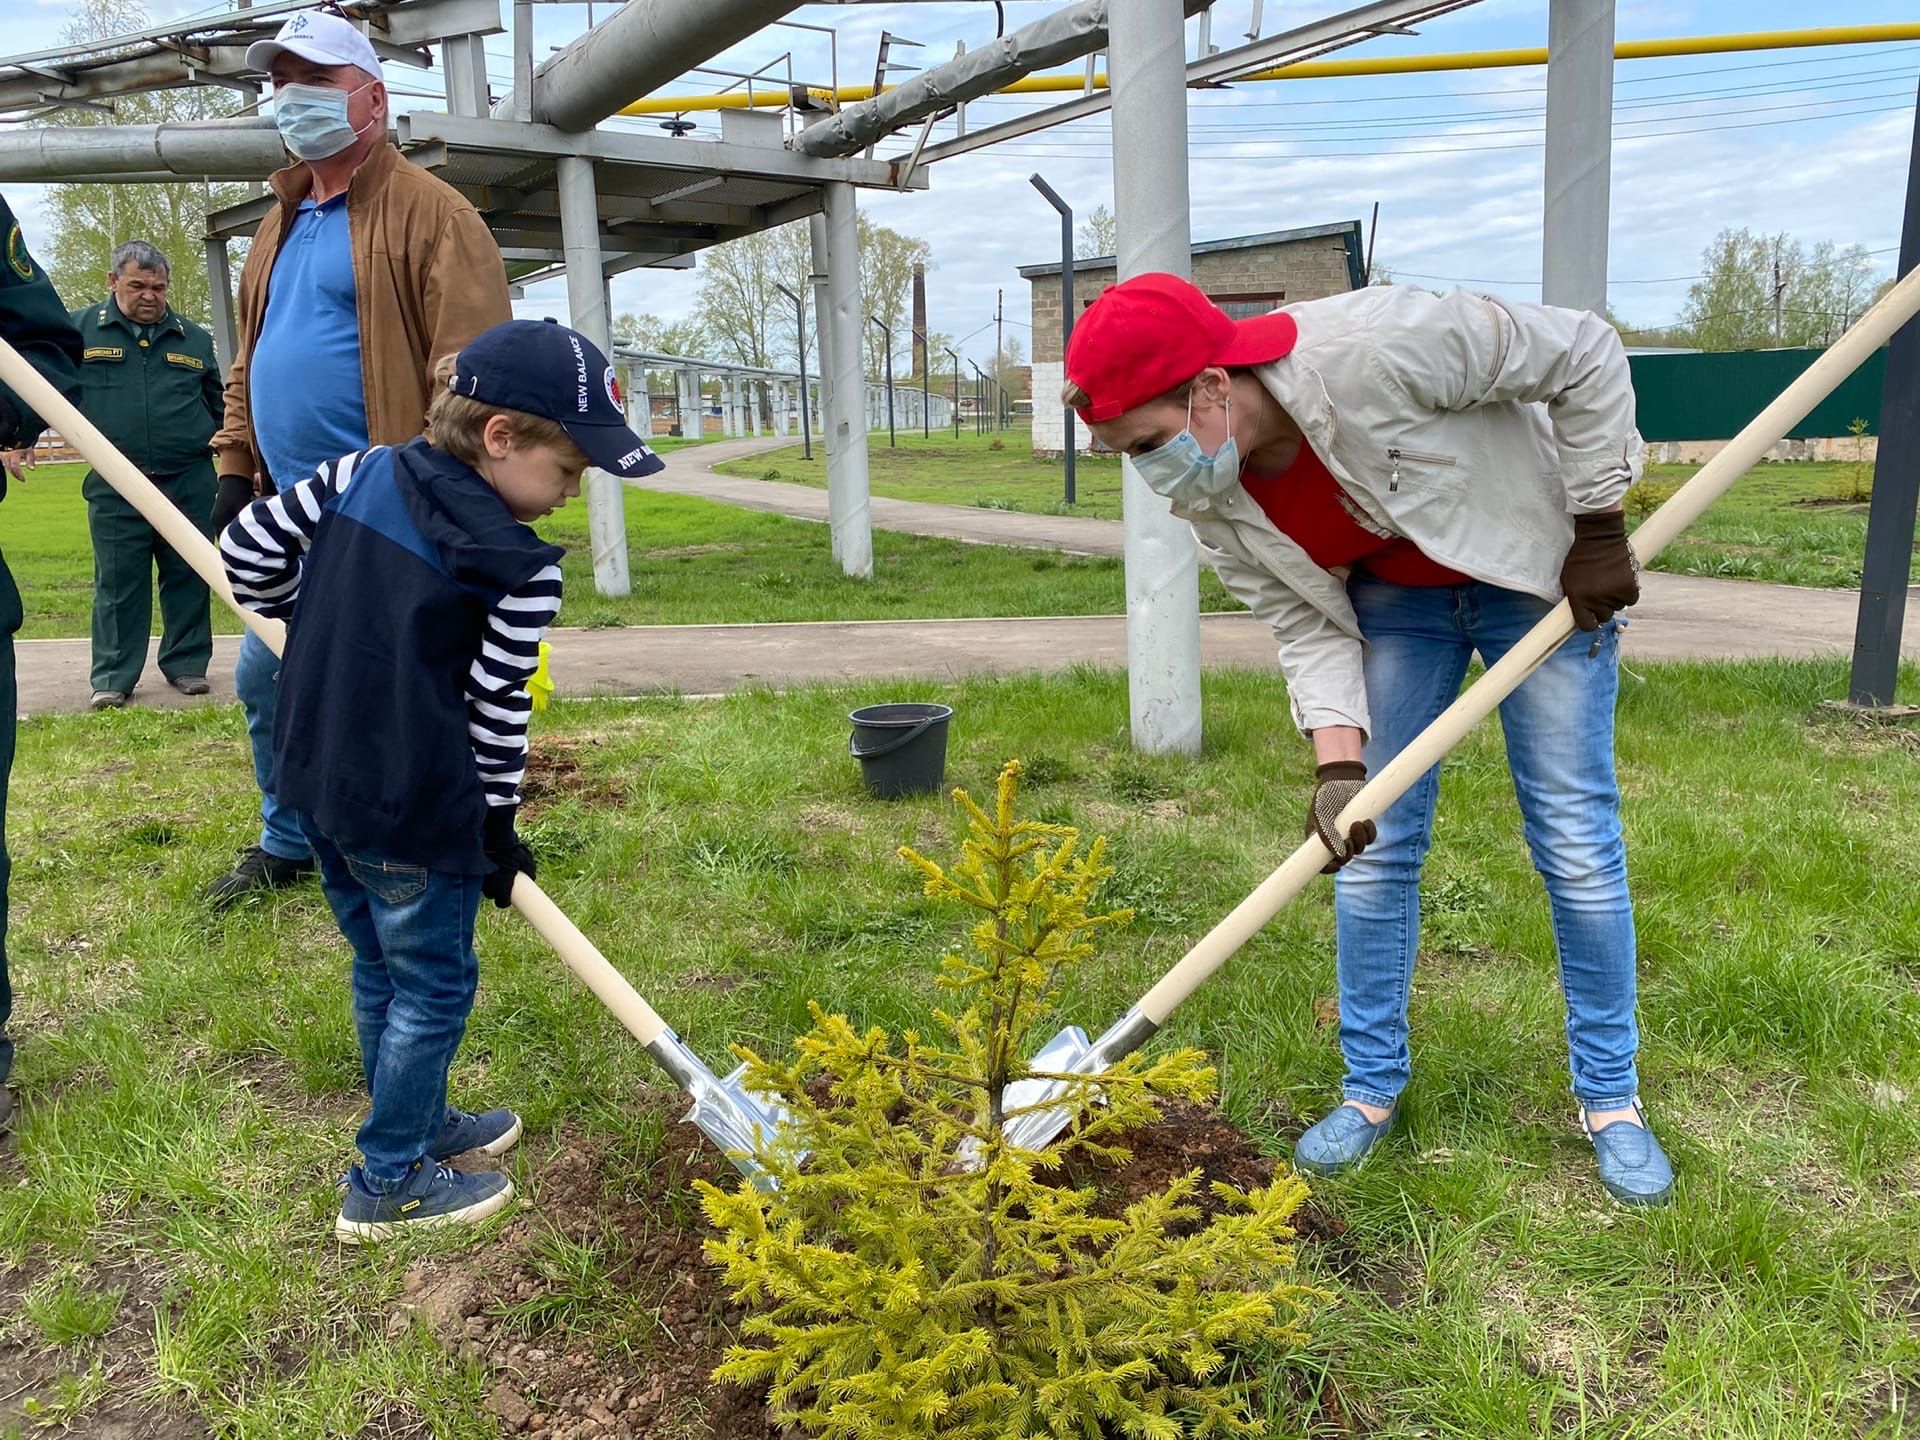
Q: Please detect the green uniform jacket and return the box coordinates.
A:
[0,192,81,452]
[71,297,222,479]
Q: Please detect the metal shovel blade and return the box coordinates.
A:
[953,1024,1089,1168]
[683,1062,797,1191]
[646,1030,797,1190]
[1000,1006,1163,1154]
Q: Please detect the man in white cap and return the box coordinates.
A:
[203,10,511,908]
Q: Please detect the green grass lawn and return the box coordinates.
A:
[715,428,1899,590]
[2,658,1918,1435]
[0,462,1236,640]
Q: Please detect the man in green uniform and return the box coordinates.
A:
[0,192,83,1129]
[72,241,223,709]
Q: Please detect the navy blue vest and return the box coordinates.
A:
[271,440,564,873]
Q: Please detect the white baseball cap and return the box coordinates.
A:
[245,12,383,79]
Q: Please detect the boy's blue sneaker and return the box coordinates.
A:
[1582,1101,1674,1206]
[1294,1102,1397,1176]
[430,1106,523,1161]
[334,1161,514,1243]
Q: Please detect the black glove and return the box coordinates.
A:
[482,805,535,908]
[1306,760,1376,875]
[1559,511,1640,632]
[210,472,256,534]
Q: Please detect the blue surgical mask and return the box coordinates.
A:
[274,81,372,161]
[1130,393,1240,506]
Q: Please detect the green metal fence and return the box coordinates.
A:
[1627,347,1889,442]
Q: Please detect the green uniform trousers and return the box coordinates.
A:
[0,550,19,1086]
[85,463,215,695]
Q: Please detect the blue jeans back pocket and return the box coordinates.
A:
[344,854,429,905]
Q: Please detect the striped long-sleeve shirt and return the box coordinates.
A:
[219,447,563,810]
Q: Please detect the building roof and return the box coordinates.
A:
[1018,220,1367,291]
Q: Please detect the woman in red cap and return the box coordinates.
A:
[1064,273,1669,1206]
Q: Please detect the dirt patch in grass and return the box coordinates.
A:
[521,737,626,810]
[399,1099,1338,1438]
[0,1252,210,1440]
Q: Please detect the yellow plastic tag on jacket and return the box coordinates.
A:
[528,641,553,713]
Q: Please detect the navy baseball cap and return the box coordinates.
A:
[448,319,665,479]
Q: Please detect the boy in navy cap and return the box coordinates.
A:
[220,319,662,1239]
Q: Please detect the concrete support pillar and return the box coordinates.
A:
[772,383,788,437]
[820,182,872,578]
[750,380,763,437]
[1110,0,1201,754]
[557,154,630,596]
[1542,0,1615,312]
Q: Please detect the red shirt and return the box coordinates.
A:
[1240,442,1467,587]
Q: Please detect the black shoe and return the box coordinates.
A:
[168,674,211,697]
[0,1085,12,1134]
[200,846,315,910]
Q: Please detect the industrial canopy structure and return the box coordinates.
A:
[0,0,1913,743]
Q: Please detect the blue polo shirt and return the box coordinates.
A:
[249,194,369,486]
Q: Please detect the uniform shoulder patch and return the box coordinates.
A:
[164,351,205,371]
[5,223,32,282]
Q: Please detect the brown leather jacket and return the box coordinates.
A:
[212,142,510,481]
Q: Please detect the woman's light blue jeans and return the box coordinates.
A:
[1332,576,1640,1112]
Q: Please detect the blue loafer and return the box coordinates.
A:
[1294,1102,1397,1176]
[1582,1101,1674,1206]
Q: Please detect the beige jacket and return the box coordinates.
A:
[212,142,510,480]
[1175,284,1645,737]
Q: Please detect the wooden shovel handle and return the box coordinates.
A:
[0,335,671,1049]
[0,337,285,652]
[1137,263,1920,1027]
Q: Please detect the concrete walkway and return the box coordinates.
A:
[15,438,1914,717]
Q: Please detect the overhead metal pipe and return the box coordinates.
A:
[0,119,285,182]
[630,21,1920,116]
[791,0,1210,158]
[497,0,803,133]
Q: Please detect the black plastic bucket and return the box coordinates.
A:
[848,702,954,799]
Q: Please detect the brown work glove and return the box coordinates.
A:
[1560,511,1640,632]
[1306,760,1376,875]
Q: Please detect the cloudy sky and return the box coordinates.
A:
[4,0,1914,367]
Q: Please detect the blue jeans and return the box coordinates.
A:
[1332,577,1640,1112]
[235,630,311,862]
[307,825,484,1189]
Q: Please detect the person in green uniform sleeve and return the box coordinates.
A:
[0,191,83,1130]
[72,241,223,710]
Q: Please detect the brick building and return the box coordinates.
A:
[1019,220,1366,454]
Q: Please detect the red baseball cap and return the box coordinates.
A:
[1064,273,1298,423]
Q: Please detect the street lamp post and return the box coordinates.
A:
[773,281,812,462]
[909,327,932,439]
[1030,173,1077,505]
[943,345,962,438]
[868,314,897,448]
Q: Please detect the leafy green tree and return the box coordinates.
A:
[1681,228,1889,351]
[858,215,930,381]
[701,762,1319,1440]
[36,0,254,327]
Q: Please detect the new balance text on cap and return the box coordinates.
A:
[451,320,665,480]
